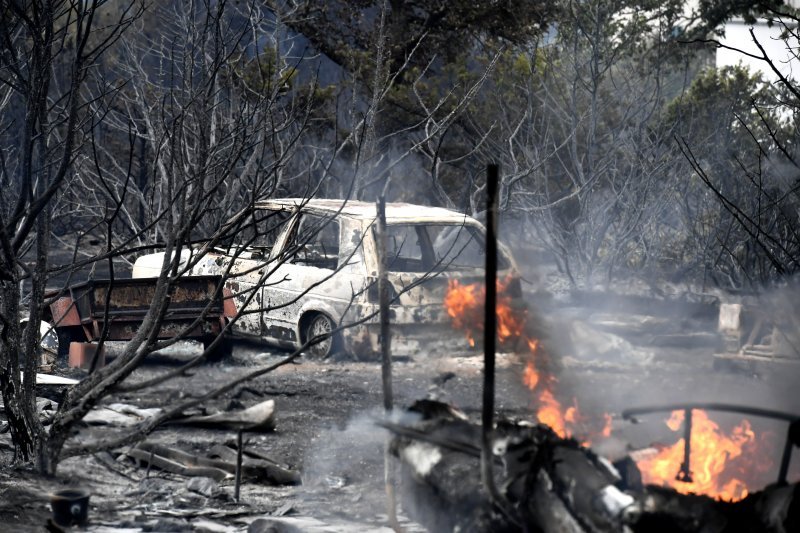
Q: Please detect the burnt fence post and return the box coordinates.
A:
[482,164,500,503]
[377,195,400,530]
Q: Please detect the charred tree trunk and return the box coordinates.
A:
[0,276,37,461]
[0,0,140,473]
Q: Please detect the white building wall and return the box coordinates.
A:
[717,12,800,82]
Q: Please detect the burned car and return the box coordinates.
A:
[133,199,522,358]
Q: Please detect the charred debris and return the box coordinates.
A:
[382,398,800,533]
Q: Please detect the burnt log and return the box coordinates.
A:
[386,400,630,532]
[127,440,300,485]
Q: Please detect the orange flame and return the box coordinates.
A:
[601,413,613,438]
[523,362,539,390]
[443,279,526,347]
[636,409,761,501]
[443,280,483,347]
[537,387,568,438]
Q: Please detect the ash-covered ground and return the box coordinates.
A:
[3,241,800,531]
[2,298,800,533]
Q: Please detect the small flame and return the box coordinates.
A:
[666,410,684,431]
[443,279,527,347]
[537,387,567,438]
[523,362,539,390]
[601,413,613,438]
[443,280,482,347]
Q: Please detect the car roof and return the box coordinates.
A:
[254,198,479,225]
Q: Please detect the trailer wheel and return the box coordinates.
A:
[202,334,234,361]
[303,313,339,359]
[56,326,86,359]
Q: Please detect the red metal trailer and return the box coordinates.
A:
[44,276,236,366]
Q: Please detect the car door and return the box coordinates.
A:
[204,208,293,339]
[263,213,366,344]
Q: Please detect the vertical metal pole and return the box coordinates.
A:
[777,424,794,486]
[235,430,243,502]
[482,164,499,499]
[677,408,693,482]
[377,196,393,411]
[144,450,154,479]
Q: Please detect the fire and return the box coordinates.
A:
[666,410,685,431]
[443,280,483,347]
[636,409,761,501]
[443,279,525,347]
[537,387,567,438]
[601,413,613,438]
[522,362,539,390]
[444,279,780,502]
[444,278,601,442]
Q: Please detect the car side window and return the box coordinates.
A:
[285,213,340,270]
[430,225,495,269]
[385,225,431,272]
[383,223,507,272]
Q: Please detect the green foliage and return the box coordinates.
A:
[233,48,297,98]
[667,66,777,137]
[665,64,800,286]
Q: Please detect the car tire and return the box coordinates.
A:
[304,313,339,359]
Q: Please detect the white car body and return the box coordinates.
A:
[133,198,521,358]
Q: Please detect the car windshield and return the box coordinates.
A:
[219,209,292,251]
[384,223,509,272]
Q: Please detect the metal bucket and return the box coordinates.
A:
[50,488,90,527]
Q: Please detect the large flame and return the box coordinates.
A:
[635,409,764,501]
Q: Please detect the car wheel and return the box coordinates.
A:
[305,313,338,358]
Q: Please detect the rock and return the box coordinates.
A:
[192,518,236,533]
[569,320,654,364]
[186,476,219,498]
[248,517,297,533]
[432,371,456,386]
[142,517,192,532]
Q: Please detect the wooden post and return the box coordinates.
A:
[377,195,393,411]
[777,420,798,486]
[377,196,400,531]
[234,430,243,502]
[482,164,500,502]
